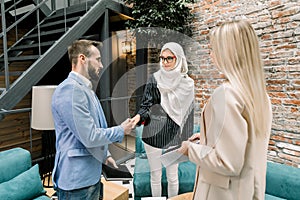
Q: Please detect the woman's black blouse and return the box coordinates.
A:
[137,75,194,149]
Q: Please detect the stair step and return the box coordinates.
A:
[80,34,100,40]
[24,28,68,39]
[47,1,96,20]
[10,41,55,51]
[0,71,24,76]
[0,55,39,62]
[8,50,22,57]
[46,9,85,22]
[40,16,80,29]
[21,39,35,45]
[4,0,33,12]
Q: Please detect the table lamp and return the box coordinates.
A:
[31,85,57,187]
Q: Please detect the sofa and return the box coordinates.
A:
[265,161,300,200]
[0,147,50,200]
[133,125,200,200]
[133,125,300,200]
[167,162,300,200]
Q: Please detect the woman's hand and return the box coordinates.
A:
[177,141,190,156]
[188,133,200,142]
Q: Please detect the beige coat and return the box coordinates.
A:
[189,83,272,200]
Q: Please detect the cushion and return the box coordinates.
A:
[134,157,196,198]
[134,125,199,198]
[33,195,51,200]
[265,194,286,200]
[135,125,145,154]
[266,162,300,200]
[0,164,46,200]
[0,148,31,183]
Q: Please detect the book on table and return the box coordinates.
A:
[102,163,133,181]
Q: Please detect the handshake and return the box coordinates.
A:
[120,114,141,135]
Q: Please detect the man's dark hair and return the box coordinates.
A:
[68,39,102,65]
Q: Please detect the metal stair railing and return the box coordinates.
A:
[0,0,55,91]
[0,0,132,123]
[0,0,128,115]
[0,0,95,93]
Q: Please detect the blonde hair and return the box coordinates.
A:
[210,20,270,137]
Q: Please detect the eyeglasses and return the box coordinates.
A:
[159,56,176,63]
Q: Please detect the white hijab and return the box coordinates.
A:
[153,42,194,128]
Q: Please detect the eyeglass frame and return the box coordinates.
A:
[159,55,176,63]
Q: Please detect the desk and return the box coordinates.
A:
[101,178,129,200]
[168,192,193,200]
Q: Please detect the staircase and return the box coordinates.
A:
[0,0,131,120]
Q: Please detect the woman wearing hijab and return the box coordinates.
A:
[176,20,273,200]
[131,42,195,198]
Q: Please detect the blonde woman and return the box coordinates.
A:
[176,20,272,200]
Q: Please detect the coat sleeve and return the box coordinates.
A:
[188,85,248,176]
[56,84,124,148]
[137,75,160,125]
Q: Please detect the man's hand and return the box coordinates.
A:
[131,114,141,128]
[105,156,118,168]
[121,118,134,135]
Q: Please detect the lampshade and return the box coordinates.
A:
[31,85,57,130]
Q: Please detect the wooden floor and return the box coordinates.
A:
[43,176,56,197]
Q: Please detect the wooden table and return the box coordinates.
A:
[168,192,193,200]
[101,178,129,200]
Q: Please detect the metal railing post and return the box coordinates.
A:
[64,0,67,32]
[51,0,56,11]
[1,1,10,90]
[37,0,41,55]
[13,0,18,41]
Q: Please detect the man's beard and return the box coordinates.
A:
[88,63,100,91]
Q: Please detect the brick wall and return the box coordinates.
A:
[187,0,300,167]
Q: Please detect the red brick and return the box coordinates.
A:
[283,99,300,106]
[289,92,300,99]
[189,0,300,166]
[288,72,300,79]
[272,8,298,19]
[272,135,293,143]
[269,0,281,7]
[276,44,297,50]
[283,149,300,157]
[269,92,288,98]
[271,99,282,104]
[278,153,300,163]
[288,57,300,65]
[291,80,300,85]
[269,140,276,145]
[266,85,284,91]
[267,80,289,85]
